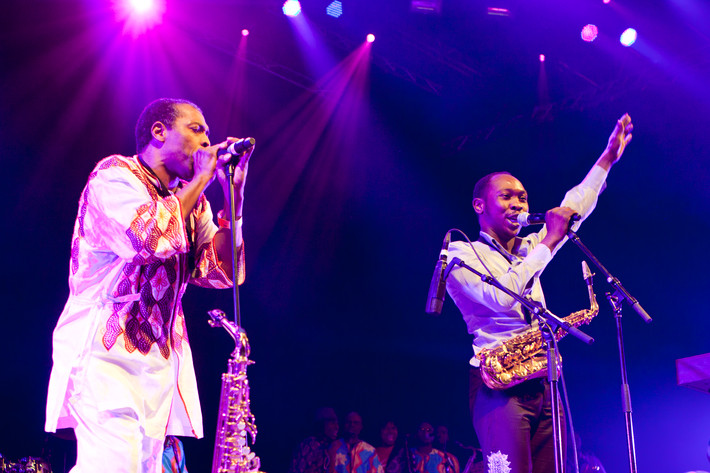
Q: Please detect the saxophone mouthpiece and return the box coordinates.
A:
[581,261,593,284]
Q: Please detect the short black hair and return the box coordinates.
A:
[134,98,201,154]
[472,171,513,202]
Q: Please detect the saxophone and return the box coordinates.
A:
[475,262,599,390]
[207,309,263,473]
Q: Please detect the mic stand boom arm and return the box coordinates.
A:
[566,230,652,324]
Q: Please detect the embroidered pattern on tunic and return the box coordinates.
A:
[73,156,214,359]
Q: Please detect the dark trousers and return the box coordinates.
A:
[469,368,565,473]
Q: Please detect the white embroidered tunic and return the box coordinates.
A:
[45,154,244,439]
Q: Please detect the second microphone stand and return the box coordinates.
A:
[566,229,652,473]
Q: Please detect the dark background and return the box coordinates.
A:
[1,0,709,471]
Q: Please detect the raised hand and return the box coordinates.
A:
[606,113,633,164]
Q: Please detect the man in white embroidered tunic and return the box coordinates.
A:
[445,114,633,473]
[45,98,252,473]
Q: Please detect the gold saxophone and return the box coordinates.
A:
[208,309,263,473]
[475,262,599,390]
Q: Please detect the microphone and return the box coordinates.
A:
[425,232,451,316]
[516,211,581,227]
[226,137,255,155]
[218,137,256,163]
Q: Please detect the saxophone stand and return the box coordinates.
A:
[205,159,263,473]
[444,258,594,473]
[566,230,652,473]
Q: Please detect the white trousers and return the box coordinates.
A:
[68,399,165,473]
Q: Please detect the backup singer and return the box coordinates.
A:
[45,98,253,473]
[445,114,633,473]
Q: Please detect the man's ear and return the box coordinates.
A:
[151,121,168,144]
[472,197,485,215]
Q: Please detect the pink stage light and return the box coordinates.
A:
[603,0,611,3]
[128,0,154,14]
[282,0,302,17]
[366,34,375,43]
[242,29,249,36]
[114,0,166,36]
[581,24,599,42]
[539,54,545,62]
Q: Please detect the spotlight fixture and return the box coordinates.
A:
[539,54,545,62]
[581,24,599,42]
[241,29,249,36]
[487,7,510,17]
[620,28,637,47]
[366,34,375,43]
[326,1,343,18]
[411,0,442,14]
[282,0,302,17]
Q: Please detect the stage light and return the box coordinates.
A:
[539,54,545,62]
[242,29,249,36]
[114,0,166,35]
[326,1,343,18]
[411,0,442,14]
[282,0,302,17]
[581,24,599,42]
[620,28,637,47]
[603,0,611,3]
[487,7,511,17]
[366,34,375,43]
[128,0,154,14]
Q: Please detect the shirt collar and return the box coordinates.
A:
[479,231,532,260]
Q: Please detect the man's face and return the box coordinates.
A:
[435,426,448,446]
[474,174,529,244]
[417,422,434,446]
[323,418,339,440]
[380,422,398,446]
[160,104,210,181]
[344,412,363,437]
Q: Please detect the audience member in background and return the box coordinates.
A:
[289,407,340,473]
[375,421,407,473]
[567,434,607,473]
[410,422,459,473]
[328,411,384,473]
[433,425,464,473]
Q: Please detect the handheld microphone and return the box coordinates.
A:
[425,232,451,316]
[226,137,255,156]
[218,137,256,164]
[516,211,581,227]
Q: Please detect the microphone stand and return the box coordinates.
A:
[444,257,594,473]
[566,230,652,473]
[226,162,242,326]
